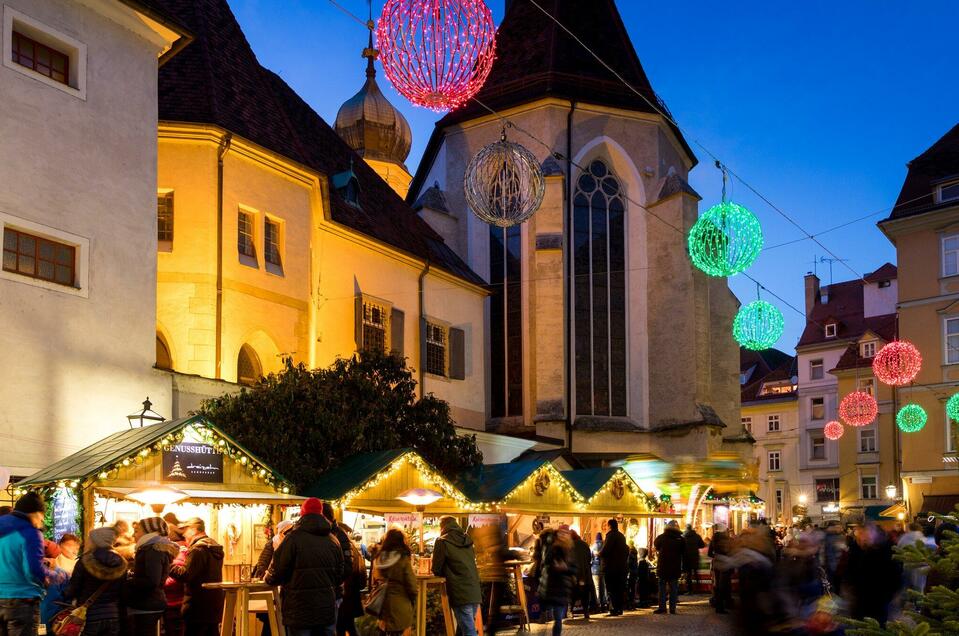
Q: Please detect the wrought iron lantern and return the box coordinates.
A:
[464,132,545,227]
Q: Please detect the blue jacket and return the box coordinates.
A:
[0,512,50,599]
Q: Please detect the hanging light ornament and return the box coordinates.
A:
[947,393,959,423]
[464,129,545,227]
[839,391,878,427]
[823,420,844,441]
[733,293,784,350]
[872,340,922,386]
[376,0,496,112]
[896,403,927,433]
[688,166,763,277]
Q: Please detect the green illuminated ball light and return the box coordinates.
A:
[947,393,959,423]
[896,403,927,433]
[688,201,764,277]
[733,300,784,350]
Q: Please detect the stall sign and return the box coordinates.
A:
[52,487,79,542]
[468,514,506,529]
[385,513,418,528]
[162,443,223,483]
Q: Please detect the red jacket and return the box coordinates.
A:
[164,541,188,607]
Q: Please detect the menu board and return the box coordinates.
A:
[52,487,79,542]
[162,442,223,483]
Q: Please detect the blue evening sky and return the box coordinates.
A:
[230,0,958,352]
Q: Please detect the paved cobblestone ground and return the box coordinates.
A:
[497,595,737,635]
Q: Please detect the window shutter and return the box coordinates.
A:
[354,296,363,350]
[391,308,405,356]
[450,327,466,380]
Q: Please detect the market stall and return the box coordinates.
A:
[13,415,302,577]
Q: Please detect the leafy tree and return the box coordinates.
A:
[844,507,959,636]
[197,351,482,490]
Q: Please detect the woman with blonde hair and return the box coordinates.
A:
[371,529,417,636]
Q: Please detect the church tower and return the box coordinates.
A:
[335,32,413,198]
[409,0,745,464]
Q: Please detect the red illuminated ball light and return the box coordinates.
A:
[376,0,497,112]
[872,340,922,386]
[839,391,878,427]
[824,420,844,441]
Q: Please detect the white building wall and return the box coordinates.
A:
[0,0,173,474]
[796,345,845,517]
[863,280,898,318]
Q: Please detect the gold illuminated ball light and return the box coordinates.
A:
[464,137,545,227]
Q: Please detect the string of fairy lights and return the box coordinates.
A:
[327,0,959,442]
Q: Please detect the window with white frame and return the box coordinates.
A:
[425,321,448,377]
[948,414,957,454]
[946,317,959,365]
[775,489,783,510]
[768,451,781,472]
[811,433,826,460]
[860,475,878,500]
[767,414,781,432]
[238,210,256,260]
[825,323,837,338]
[3,7,87,98]
[943,234,959,277]
[264,218,282,269]
[811,396,825,420]
[861,340,877,359]
[810,359,824,380]
[939,181,959,204]
[859,427,877,453]
[741,416,752,434]
[857,377,876,396]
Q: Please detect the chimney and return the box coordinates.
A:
[804,272,820,318]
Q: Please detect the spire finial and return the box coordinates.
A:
[363,1,377,78]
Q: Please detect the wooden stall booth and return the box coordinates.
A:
[14,415,303,579]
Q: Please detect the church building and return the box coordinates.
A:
[406,0,745,463]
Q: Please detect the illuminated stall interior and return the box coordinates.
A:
[14,415,302,577]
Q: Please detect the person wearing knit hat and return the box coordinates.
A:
[89,526,119,550]
[301,497,324,517]
[0,491,53,632]
[126,516,180,633]
[64,526,128,634]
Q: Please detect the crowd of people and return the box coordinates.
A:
[528,514,958,635]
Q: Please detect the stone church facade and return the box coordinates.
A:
[406,0,745,463]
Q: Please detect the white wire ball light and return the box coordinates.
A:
[464,135,546,227]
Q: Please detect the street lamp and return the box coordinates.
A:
[798,493,808,505]
[127,398,165,429]
[126,485,189,514]
[885,483,898,500]
[397,488,443,554]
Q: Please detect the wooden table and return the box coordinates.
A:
[202,581,283,636]
[503,560,531,631]
[415,575,454,636]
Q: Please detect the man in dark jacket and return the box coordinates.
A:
[128,517,180,633]
[170,518,225,636]
[64,526,127,635]
[653,520,685,614]
[432,517,482,636]
[598,519,628,616]
[267,497,344,635]
[569,530,596,619]
[707,524,732,613]
[682,524,705,594]
[321,502,353,606]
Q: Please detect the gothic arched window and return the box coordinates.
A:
[155,334,172,370]
[237,344,262,386]
[573,159,627,416]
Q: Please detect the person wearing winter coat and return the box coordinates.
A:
[0,492,52,636]
[63,527,128,636]
[432,517,482,636]
[535,528,576,636]
[653,520,685,614]
[40,540,71,631]
[626,544,639,610]
[126,517,180,633]
[598,519,628,616]
[843,524,900,627]
[251,519,293,636]
[266,498,344,635]
[163,515,188,636]
[169,518,225,636]
[707,524,732,614]
[336,527,366,636]
[681,525,705,594]
[321,502,354,603]
[371,529,417,636]
[569,530,596,619]
[635,548,654,608]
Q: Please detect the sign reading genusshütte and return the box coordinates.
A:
[162,442,223,484]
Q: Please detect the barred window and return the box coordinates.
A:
[363,301,389,352]
[426,322,447,376]
[2,227,75,286]
[238,211,255,258]
[158,193,174,242]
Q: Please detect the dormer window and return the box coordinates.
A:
[938,180,959,204]
[332,167,361,207]
[878,279,891,288]
[825,323,837,338]
[861,340,877,358]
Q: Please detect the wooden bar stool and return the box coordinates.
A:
[203,581,283,636]
[415,575,455,636]
[503,560,530,631]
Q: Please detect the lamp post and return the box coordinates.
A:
[885,483,898,501]
[397,488,443,554]
[127,398,165,429]
[125,485,189,514]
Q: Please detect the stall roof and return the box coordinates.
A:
[864,504,897,521]
[454,460,548,502]
[561,468,622,499]
[17,415,287,488]
[98,487,303,504]
[304,449,409,500]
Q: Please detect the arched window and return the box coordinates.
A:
[237,344,262,386]
[573,159,627,416]
[489,224,523,417]
[155,334,172,370]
